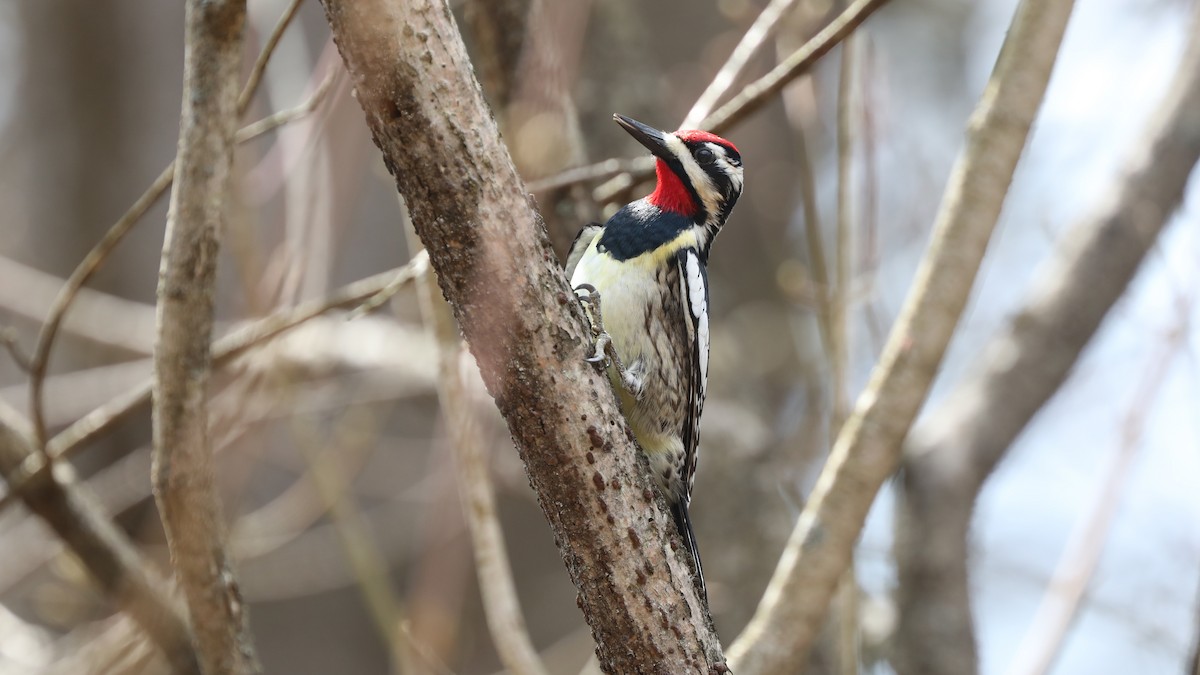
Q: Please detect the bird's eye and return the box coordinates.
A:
[696,148,715,164]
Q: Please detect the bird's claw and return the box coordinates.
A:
[585,331,612,363]
[575,283,616,366]
[574,284,641,398]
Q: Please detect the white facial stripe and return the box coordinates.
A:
[664,134,721,218]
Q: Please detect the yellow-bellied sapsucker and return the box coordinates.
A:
[566,114,744,597]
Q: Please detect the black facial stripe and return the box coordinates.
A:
[664,155,708,222]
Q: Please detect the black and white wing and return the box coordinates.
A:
[673,247,711,595]
[676,247,710,499]
[564,222,603,280]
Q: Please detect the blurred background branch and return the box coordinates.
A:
[728,0,1076,671]
[0,402,198,673]
[894,9,1200,673]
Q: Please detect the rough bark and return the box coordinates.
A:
[725,1,1075,672]
[894,9,1200,674]
[319,1,725,673]
[152,0,259,672]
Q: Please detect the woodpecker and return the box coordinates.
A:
[566,114,743,598]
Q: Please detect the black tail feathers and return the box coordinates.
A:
[671,500,707,604]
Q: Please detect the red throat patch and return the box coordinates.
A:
[648,158,697,215]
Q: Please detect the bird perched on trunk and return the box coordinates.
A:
[566,114,744,599]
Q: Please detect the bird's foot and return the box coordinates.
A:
[574,284,638,395]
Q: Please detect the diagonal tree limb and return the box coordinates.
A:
[152,0,259,672]
[726,1,1077,672]
[894,8,1200,674]
[318,0,726,671]
[0,403,199,674]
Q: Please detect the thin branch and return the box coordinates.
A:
[0,403,199,674]
[235,70,337,143]
[833,35,859,675]
[726,2,1076,672]
[832,34,856,463]
[319,0,726,670]
[593,0,893,204]
[44,253,428,465]
[26,161,174,447]
[0,270,427,516]
[237,0,306,115]
[704,0,888,134]
[524,158,637,193]
[288,401,421,672]
[1006,307,1189,675]
[680,0,806,129]
[26,57,332,450]
[789,115,832,350]
[894,7,1200,674]
[152,0,258,671]
[410,219,549,675]
[528,0,892,200]
[0,327,31,372]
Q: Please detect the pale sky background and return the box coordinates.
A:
[855,1,1200,673]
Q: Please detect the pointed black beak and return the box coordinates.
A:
[613,114,674,162]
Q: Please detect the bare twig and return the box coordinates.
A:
[347,250,429,319]
[528,0,892,201]
[410,220,549,675]
[726,2,1076,672]
[703,0,888,134]
[894,8,1200,674]
[833,35,859,675]
[319,0,726,670]
[152,0,258,671]
[525,158,638,193]
[26,161,174,447]
[681,0,806,129]
[0,403,199,674]
[235,70,338,143]
[45,254,428,465]
[0,327,31,372]
[288,402,421,672]
[593,0,893,204]
[26,59,332,450]
[0,255,160,354]
[788,116,831,349]
[1006,306,1189,675]
[237,0,306,115]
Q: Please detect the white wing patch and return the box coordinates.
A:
[683,251,709,394]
